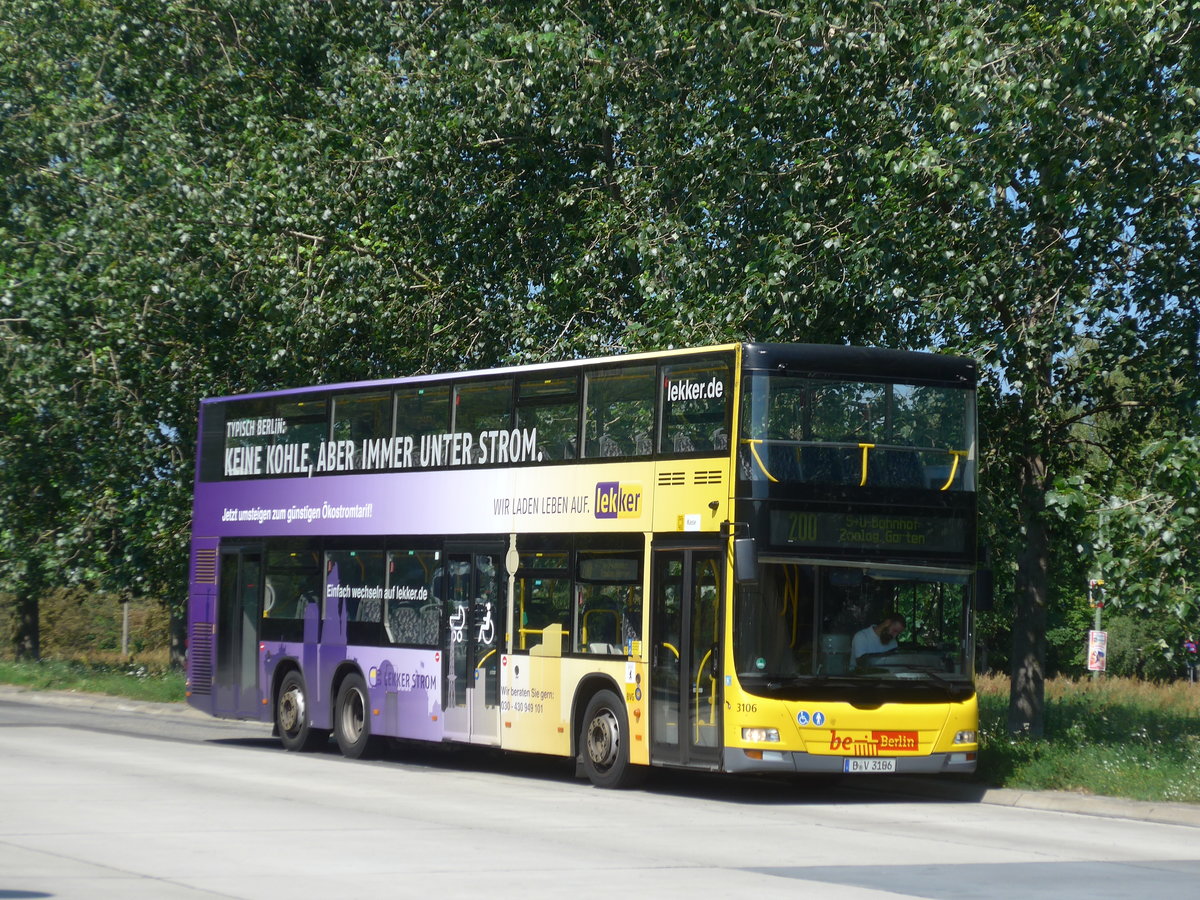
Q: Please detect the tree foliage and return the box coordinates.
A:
[2,0,1197,738]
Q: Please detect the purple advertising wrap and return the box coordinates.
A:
[192,465,648,537]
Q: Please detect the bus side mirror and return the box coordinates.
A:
[976,568,994,612]
[733,538,758,584]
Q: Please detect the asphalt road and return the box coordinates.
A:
[1,686,1198,899]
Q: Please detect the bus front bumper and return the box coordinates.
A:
[723,748,978,776]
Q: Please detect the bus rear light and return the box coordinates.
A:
[742,727,780,743]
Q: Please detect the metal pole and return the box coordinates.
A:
[121,601,129,658]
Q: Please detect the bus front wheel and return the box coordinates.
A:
[334,672,377,760]
[579,689,642,789]
[276,671,327,752]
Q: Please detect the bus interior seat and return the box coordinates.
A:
[599,434,625,457]
[583,608,619,649]
[621,612,640,646]
[801,446,843,483]
[387,602,419,643]
[820,633,851,674]
[672,432,695,453]
[767,445,802,482]
[874,448,925,488]
[357,597,381,623]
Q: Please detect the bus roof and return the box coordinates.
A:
[200,341,973,405]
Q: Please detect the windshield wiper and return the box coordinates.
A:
[900,665,953,688]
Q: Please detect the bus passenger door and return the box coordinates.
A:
[215,546,263,719]
[442,545,503,745]
[650,545,722,770]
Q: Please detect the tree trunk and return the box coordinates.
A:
[169,600,187,670]
[1007,451,1050,736]
[14,559,43,661]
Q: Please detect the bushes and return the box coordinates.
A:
[0,588,171,669]
[977,674,1200,802]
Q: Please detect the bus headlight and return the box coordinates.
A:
[741,727,780,743]
[954,730,977,744]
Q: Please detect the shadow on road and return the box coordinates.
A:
[206,731,989,807]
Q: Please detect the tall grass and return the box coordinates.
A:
[0,657,186,703]
[977,674,1200,803]
[0,589,185,702]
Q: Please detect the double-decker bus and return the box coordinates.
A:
[187,342,983,787]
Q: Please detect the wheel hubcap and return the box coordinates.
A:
[279,687,304,735]
[586,709,620,770]
[341,689,365,742]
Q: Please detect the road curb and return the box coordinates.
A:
[0,683,233,723]
[844,774,1200,828]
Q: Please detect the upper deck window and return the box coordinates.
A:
[659,359,732,455]
[582,365,656,459]
[740,374,975,491]
[219,396,327,478]
[332,392,392,470]
[516,374,578,462]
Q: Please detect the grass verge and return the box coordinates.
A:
[977,674,1200,803]
[0,658,186,704]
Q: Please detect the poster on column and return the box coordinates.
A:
[1087,630,1107,672]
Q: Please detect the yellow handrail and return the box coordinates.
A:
[858,442,876,486]
[694,647,717,741]
[740,438,779,483]
[940,450,969,491]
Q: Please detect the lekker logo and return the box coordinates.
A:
[594,482,643,519]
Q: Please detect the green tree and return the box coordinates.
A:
[3,0,1197,721]
[870,2,1200,732]
[0,0,419,653]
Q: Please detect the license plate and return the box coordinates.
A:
[843,757,897,774]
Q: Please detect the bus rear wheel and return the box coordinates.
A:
[579,689,642,789]
[276,671,327,752]
[334,672,377,760]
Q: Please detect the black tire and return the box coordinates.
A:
[276,670,327,752]
[579,688,643,789]
[334,672,377,760]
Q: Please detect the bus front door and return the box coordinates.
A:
[214,546,263,719]
[442,546,503,745]
[650,545,722,770]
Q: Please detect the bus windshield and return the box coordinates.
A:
[740,374,975,491]
[734,562,973,697]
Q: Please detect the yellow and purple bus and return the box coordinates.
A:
[187,342,982,787]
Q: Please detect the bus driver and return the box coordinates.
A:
[851,613,906,668]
